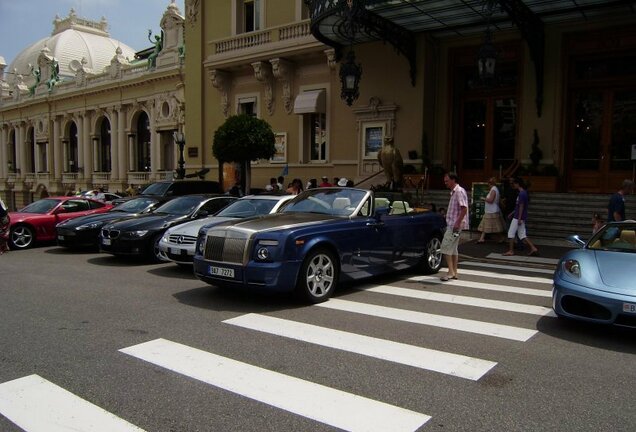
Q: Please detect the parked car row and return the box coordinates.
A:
[7,187,448,303]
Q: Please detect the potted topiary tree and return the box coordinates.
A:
[212,114,276,194]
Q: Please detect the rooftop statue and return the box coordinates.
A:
[28,65,40,96]
[46,60,60,92]
[147,29,164,70]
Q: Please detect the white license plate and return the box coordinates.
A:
[622,302,636,314]
[102,238,111,246]
[57,235,64,240]
[170,247,183,255]
[209,266,234,278]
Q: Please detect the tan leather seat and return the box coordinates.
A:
[619,230,636,245]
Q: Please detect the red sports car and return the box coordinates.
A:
[8,196,113,249]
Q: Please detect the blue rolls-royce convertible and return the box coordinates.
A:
[193,187,446,303]
[553,221,636,326]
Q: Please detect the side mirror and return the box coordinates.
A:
[195,209,209,218]
[566,234,586,247]
[55,207,67,214]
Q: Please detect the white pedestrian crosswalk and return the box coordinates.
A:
[0,375,145,432]
[1,260,556,432]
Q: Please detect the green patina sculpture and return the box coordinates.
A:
[147,29,163,69]
[46,60,59,92]
[28,65,41,96]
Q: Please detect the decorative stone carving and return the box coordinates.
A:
[186,0,200,27]
[270,58,294,115]
[108,47,128,79]
[324,49,337,70]
[208,69,231,118]
[35,116,49,142]
[251,61,274,116]
[69,57,92,87]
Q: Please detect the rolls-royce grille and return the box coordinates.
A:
[204,235,247,264]
[169,234,197,245]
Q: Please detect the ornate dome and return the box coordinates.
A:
[7,9,136,85]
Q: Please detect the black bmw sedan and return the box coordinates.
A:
[56,196,170,249]
[99,194,235,262]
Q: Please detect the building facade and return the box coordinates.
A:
[187,0,636,194]
[0,2,186,210]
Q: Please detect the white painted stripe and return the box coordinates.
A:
[485,253,559,266]
[120,338,430,432]
[224,313,497,381]
[360,285,556,317]
[410,275,551,297]
[461,261,555,275]
[444,268,552,285]
[317,299,537,342]
[0,375,144,432]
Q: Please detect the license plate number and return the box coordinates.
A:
[57,235,64,240]
[170,247,183,255]
[622,302,636,314]
[209,266,234,278]
[102,238,111,246]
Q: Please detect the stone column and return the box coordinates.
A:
[53,117,62,179]
[76,115,84,178]
[149,103,158,176]
[109,109,119,181]
[128,133,135,172]
[82,114,91,178]
[0,125,7,179]
[118,108,127,183]
[17,123,26,177]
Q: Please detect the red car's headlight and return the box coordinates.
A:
[563,259,581,278]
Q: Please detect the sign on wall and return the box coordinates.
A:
[271,132,287,163]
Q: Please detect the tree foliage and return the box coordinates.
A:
[212,114,276,163]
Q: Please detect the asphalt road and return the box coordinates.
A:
[0,246,634,432]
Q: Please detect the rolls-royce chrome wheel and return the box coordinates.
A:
[296,248,338,303]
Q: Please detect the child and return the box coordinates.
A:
[592,213,604,234]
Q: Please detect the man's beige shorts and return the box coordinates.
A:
[440,228,460,255]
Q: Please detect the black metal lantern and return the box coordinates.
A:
[339,49,362,106]
[477,28,498,81]
[173,130,186,179]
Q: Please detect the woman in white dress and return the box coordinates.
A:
[477,177,505,243]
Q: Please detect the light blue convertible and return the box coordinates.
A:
[553,221,636,326]
[193,187,446,303]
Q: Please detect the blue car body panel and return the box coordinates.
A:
[193,190,446,294]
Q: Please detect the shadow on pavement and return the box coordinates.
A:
[536,316,636,354]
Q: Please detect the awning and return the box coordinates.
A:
[293,90,326,114]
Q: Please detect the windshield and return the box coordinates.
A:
[20,198,61,214]
[113,197,157,213]
[588,223,636,253]
[140,183,171,196]
[216,198,278,218]
[154,195,203,216]
[282,188,368,216]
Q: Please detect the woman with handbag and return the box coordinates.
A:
[477,177,505,243]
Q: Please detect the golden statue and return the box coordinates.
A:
[377,136,403,189]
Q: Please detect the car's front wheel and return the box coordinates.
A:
[10,225,35,250]
[418,235,443,274]
[296,248,339,303]
[149,233,164,263]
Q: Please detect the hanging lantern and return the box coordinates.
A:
[339,49,362,106]
[477,29,498,82]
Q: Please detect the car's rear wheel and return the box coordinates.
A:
[296,248,339,303]
[418,235,443,274]
[10,225,35,250]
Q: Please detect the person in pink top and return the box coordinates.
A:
[440,172,468,281]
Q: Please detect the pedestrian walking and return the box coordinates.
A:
[607,179,634,222]
[439,172,468,281]
[477,177,505,243]
[503,177,539,256]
